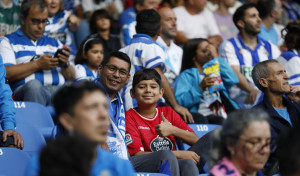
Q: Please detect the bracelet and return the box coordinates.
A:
[61,62,70,68]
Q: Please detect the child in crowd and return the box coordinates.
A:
[175,38,239,124]
[125,68,200,176]
[88,9,121,59]
[74,38,104,81]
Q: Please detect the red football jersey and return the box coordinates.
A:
[125,106,194,156]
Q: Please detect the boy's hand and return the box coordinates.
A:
[174,151,200,164]
[155,112,174,137]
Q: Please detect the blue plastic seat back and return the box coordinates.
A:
[16,124,46,156]
[136,173,169,176]
[0,147,31,176]
[14,101,54,128]
[179,124,221,150]
[15,101,55,138]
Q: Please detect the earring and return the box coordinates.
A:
[230,150,235,156]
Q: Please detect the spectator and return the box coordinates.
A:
[81,0,123,20]
[173,0,222,47]
[126,69,199,175]
[219,3,281,108]
[119,0,160,46]
[39,135,98,176]
[252,60,300,174]
[175,38,239,124]
[88,9,121,60]
[277,22,300,86]
[26,82,135,176]
[0,0,75,106]
[277,126,300,176]
[281,0,300,26]
[213,0,239,40]
[157,7,183,88]
[45,0,80,58]
[205,0,242,14]
[209,109,272,176]
[74,38,104,81]
[257,0,283,46]
[120,9,194,123]
[0,0,21,36]
[95,51,193,175]
[0,54,23,149]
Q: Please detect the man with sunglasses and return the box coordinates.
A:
[0,0,75,106]
[252,59,300,174]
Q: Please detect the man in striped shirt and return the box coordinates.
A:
[219,3,281,108]
[0,0,75,106]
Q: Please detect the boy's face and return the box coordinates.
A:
[131,79,163,106]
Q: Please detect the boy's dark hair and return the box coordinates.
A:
[233,3,257,30]
[132,69,161,91]
[21,0,48,18]
[256,0,276,19]
[75,37,103,65]
[89,9,112,34]
[136,9,161,37]
[39,135,97,176]
[101,51,131,71]
[53,81,106,117]
[133,0,145,8]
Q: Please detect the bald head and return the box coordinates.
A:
[158,7,177,40]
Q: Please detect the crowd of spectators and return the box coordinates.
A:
[1,0,300,175]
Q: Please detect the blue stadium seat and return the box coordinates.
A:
[136,173,168,176]
[14,101,55,138]
[177,124,221,150]
[16,124,46,156]
[0,147,31,176]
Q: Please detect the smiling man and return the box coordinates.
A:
[0,0,75,106]
[219,3,280,108]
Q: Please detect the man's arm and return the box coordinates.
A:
[232,66,258,104]
[5,54,60,83]
[174,31,189,45]
[153,66,194,123]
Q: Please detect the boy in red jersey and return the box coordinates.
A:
[125,68,200,175]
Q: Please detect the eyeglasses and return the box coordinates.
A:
[240,137,277,153]
[31,18,49,25]
[104,65,129,77]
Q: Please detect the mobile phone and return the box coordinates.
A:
[54,48,69,58]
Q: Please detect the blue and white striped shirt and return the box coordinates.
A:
[0,29,65,90]
[278,49,300,86]
[120,34,166,110]
[219,34,280,100]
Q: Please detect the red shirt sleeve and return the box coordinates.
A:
[125,109,145,156]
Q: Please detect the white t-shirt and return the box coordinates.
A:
[173,6,220,39]
[81,0,123,14]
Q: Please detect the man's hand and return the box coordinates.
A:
[55,46,71,67]
[174,151,200,164]
[173,105,194,123]
[155,112,174,137]
[287,85,300,104]
[37,54,60,70]
[199,74,216,90]
[244,89,258,104]
[3,129,24,149]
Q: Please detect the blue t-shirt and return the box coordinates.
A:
[25,147,135,176]
[274,107,292,126]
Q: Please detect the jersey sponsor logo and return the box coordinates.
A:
[125,133,133,145]
[138,126,150,130]
[241,65,253,81]
[150,136,173,152]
